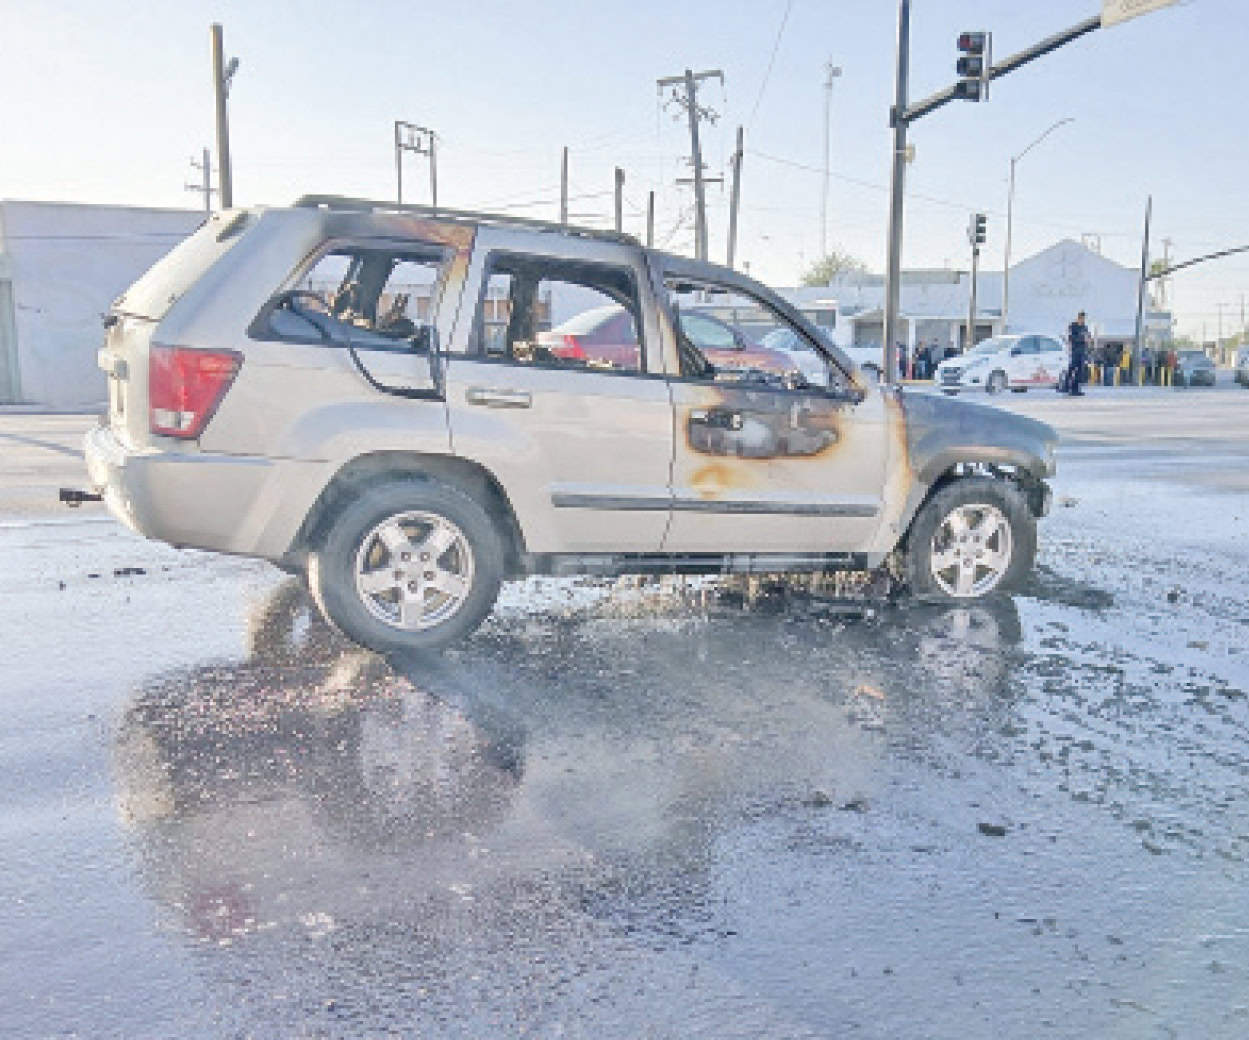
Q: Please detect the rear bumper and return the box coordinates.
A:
[85,423,325,560]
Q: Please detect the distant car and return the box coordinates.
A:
[759,326,831,387]
[1233,346,1249,388]
[935,334,1067,395]
[543,305,794,376]
[537,304,641,370]
[1173,349,1216,387]
[677,310,794,375]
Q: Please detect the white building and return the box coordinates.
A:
[782,238,1172,358]
[0,201,204,407]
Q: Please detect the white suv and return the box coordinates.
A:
[85,197,1056,652]
[936,334,1068,394]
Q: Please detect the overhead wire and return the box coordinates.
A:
[748,0,795,128]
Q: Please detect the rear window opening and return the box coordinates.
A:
[263,246,450,351]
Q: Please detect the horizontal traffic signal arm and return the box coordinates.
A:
[894,14,1101,127]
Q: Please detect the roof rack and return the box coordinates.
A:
[293,195,641,247]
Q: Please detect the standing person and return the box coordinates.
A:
[1066,310,1091,397]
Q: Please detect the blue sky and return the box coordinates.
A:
[1,0,1244,339]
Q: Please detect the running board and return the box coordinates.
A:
[522,551,873,577]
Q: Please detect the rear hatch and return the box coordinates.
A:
[99,209,255,449]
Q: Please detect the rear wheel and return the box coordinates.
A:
[903,477,1035,600]
[308,478,504,653]
[986,370,1008,394]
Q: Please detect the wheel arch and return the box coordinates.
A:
[285,451,526,575]
[897,460,1048,549]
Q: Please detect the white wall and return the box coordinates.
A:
[0,201,204,406]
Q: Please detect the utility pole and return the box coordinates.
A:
[657,67,724,261]
[1158,236,1172,307]
[820,62,842,260]
[184,148,214,214]
[646,191,655,247]
[1132,194,1151,378]
[394,121,437,207]
[614,167,625,233]
[560,147,569,225]
[210,24,239,209]
[726,126,744,269]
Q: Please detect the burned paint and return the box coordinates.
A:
[689,462,757,499]
[685,387,848,461]
[387,216,476,303]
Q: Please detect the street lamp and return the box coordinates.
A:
[820,62,842,260]
[1002,117,1073,331]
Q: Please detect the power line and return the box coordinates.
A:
[748,0,795,127]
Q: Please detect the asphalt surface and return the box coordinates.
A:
[2,380,1247,1038]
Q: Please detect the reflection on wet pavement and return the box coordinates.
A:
[95,546,1248,1038]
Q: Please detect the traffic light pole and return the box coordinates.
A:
[968,244,979,351]
[884,7,1106,384]
[883,0,911,388]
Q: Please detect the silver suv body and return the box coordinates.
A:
[86,197,1056,651]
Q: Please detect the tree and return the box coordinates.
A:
[800,250,869,287]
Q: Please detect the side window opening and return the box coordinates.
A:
[266,246,448,348]
[664,275,849,393]
[475,254,644,374]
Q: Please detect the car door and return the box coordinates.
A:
[659,265,892,555]
[1003,336,1034,386]
[1034,336,1065,386]
[442,228,673,554]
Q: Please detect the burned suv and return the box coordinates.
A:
[86,196,1056,652]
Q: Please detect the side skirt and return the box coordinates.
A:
[520,551,877,578]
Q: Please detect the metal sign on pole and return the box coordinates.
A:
[394,121,437,207]
[1102,0,1178,28]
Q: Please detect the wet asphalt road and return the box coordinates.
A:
[2,383,1248,1039]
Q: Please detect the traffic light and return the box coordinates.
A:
[956,31,992,101]
[968,212,987,248]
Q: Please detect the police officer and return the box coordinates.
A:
[1066,311,1091,396]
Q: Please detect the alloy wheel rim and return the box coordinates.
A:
[929,503,1012,598]
[354,511,475,630]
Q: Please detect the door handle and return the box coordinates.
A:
[465,387,532,409]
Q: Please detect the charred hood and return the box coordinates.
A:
[898,389,1057,483]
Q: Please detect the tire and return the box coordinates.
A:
[902,477,1036,601]
[985,370,1008,394]
[1010,387,1027,393]
[307,478,505,653]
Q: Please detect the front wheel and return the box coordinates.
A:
[308,478,505,653]
[903,477,1036,600]
[985,370,1008,394]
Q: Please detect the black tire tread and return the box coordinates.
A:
[308,477,504,653]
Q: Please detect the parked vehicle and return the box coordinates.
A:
[758,326,832,387]
[1173,349,1216,387]
[935,334,1067,394]
[83,196,1056,652]
[1235,346,1249,388]
[540,305,794,379]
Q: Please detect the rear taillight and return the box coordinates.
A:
[149,345,241,439]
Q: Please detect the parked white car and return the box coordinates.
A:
[936,334,1067,395]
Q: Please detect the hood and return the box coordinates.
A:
[898,389,1057,482]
